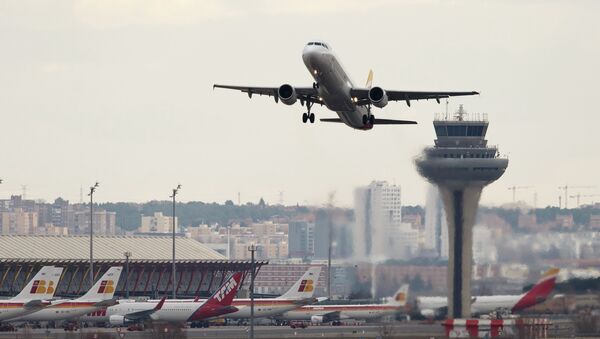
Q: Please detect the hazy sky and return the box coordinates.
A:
[0,1,598,207]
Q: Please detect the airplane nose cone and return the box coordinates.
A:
[302,46,320,68]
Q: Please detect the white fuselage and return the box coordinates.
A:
[418,295,522,317]
[82,300,199,323]
[0,302,45,321]
[10,300,103,322]
[301,45,370,130]
[280,304,399,322]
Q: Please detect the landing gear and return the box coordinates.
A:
[362,105,374,125]
[302,101,315,124]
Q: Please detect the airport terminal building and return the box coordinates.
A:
[0,235,266,298]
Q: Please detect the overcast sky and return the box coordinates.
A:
[0,0,598,208]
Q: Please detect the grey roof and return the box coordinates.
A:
[0,235,225,261]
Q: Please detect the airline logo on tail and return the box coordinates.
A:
[30,280,55,294]
[298,279,314,292]
[98,280,115,294]
[395,291,406,303]
[215,276,239,302]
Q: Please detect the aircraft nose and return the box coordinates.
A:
[302,46,320,68]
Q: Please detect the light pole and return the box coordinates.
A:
[124,251,131,298]
[170,184,181,299]
[88,182,99,286]
[247,244,256,339]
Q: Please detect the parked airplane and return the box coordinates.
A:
[417,268,560,319]
[82,272,243,325]
[8,266,122,322]
[278,284,409,324]
[0,266,63,321]
[145,266,323,320]
[214,41,478,130]
[213,266,322,320]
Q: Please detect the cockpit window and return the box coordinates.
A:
[308,42,329,49]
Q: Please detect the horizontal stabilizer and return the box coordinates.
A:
[320,118,416,125]
[374,118,417,125]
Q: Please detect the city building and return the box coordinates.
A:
[354,181,402,261]
[139,212,176,233]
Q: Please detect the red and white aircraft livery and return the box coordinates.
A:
[82,272,244,325]
[0,266,63,321]
[143,266,322,320]
[8,266,122,322]
[417,268,560,318]
[213,266,322,319]
[279,284,409,324]
[214,41,478,130]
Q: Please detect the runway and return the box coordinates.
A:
[0,323,444,338]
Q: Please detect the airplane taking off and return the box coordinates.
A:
[0,266,63,321]
[8,267,122,322]
[214,41,478,130]
[417,268,560,319]
[278,284,409,324]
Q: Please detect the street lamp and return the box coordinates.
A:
[88,181,99,286]
[170,184,181,299]
[247,243,257,339]
[124,251,132,298]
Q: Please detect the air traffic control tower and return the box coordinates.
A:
[415,105,508,318]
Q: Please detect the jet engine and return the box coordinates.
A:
[278,84,297,105]
[109,315,132,326]
[310,315,325,323]
[368,86,388,108]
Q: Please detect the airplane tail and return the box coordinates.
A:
[365,69,374,88]
[188,272,243,321]
[12,266,63,301]
[79,267,123,302]
[387,284,409,307]
[512,268,560,312]
[278,266,322,300]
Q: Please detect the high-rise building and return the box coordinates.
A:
[424,185,448,258]
[288,221,314,258]
[354,181,402,260]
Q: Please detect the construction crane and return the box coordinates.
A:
[570,193,600,208]
[507,186,534,203]
[558,185,595,209]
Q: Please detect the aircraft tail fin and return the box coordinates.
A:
[79,267,123,302]
[12,266,63,301]
[188,272,243,321]
[278,266,322,300]
[365,69,374,88]
[387,284,409,306]
[512,268,560,312]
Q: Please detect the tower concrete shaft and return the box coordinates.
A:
[439,186,481,318]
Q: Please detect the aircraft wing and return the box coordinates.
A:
[350,88,479,106]
[213,85,321,105]
[23,300,50,309]
[124,297,166,321]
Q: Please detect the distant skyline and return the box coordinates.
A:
[1,1,598,208]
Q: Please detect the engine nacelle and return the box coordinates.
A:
[278,84,297,105]
[310,315,325,324]
[109,315,131,326]
[368,86,388,108]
